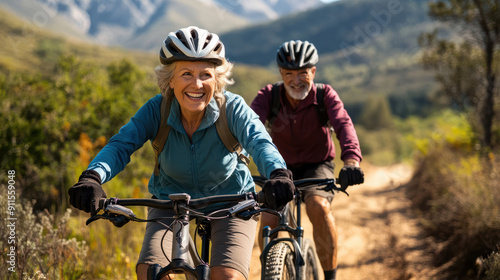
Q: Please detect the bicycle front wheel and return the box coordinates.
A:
[263,242,296,280]
[298,238,320,280]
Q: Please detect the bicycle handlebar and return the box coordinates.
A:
[98,192,264,211]
[253,176,350,196]
[86,191,265,227]
[87,177,349,227]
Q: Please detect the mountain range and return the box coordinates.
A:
[0,0,324,49]
[1,0,435,67]
[222,0,432,66]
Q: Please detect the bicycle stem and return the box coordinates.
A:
[171,214,190,261]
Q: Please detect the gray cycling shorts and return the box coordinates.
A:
[289,161,336,203]
[136,206,258,279]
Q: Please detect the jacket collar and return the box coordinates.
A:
[167,95,220,134]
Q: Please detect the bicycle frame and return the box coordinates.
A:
[90,192,261,280]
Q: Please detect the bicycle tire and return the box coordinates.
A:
[263,242,296,280]
[298,238,320,280]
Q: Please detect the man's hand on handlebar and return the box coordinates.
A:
[338,159,364,190]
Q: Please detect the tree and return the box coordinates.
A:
[419,0,500,150]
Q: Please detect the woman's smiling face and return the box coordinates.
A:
[169,61,217,116]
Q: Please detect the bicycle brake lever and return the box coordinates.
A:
[107,214,130,228]
[339,188,350,197]
[106,204,137,219]
[229,200,262,221]
[229,200,258,216]
[321,183,350,197]
[338,179,350,197]
[236,208,261,220]
[86,214,106,225]
[85,208,133,227]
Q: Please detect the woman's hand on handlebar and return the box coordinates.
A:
[262,168,295,211]
[68,169,107,216]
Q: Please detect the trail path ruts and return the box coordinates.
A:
[249,163,436,280]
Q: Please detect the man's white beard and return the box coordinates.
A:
[285,84,311,100]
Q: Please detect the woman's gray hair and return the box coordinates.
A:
[154,59,235,99]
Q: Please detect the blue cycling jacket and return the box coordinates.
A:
[88,92,286,200]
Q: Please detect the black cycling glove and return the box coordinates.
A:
[338,165,364,189]
[68,169,106,216]
[262,168,295,211]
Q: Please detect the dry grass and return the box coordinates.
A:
[0,185,148,280]
[478,249,500,280]
[67,208,147,280]
[0,191,88,280]
[405,145,500,279]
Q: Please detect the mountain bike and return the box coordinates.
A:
[253,176,349,280]
[86,192,263,280]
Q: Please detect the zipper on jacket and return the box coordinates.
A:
[190,144,199,188]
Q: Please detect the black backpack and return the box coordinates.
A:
[267,82,329,127]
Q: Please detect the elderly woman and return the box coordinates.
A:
[68,26,295,280]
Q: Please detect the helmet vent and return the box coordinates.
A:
[276,40,318,70]
[205,34,213,49]
[159,26,225,65]
[190,29,199,50]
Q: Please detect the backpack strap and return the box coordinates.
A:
[315,83,329,127]
[215,94,250,166]
[267,82,283,127]
[152,95,173,176]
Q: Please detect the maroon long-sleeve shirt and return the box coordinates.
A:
[250,83,362,169]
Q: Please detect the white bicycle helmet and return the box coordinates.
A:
[160,26,225,65]
[277,40,318,70]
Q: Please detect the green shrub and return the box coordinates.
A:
[0,54,157,212]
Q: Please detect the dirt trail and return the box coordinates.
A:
[249,163,435,280]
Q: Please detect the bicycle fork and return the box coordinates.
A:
[262,199,304,249]
[260,200,307,277]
